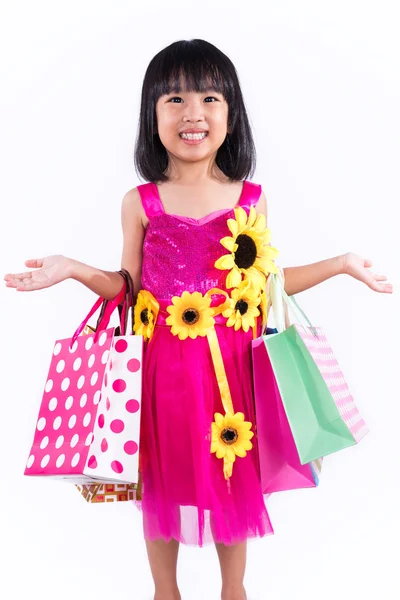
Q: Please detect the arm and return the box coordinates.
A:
[4,188,145,298]
[256,192,393,295]
[284,252,393,295]
[119,187,145,295]
[283,257,344,296]
[70,187,145,300]
[4,251,127,298]
[69,265,125,300]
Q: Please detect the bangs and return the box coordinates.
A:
[153,48,230,101]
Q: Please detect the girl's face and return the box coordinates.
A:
[155,85,229,165]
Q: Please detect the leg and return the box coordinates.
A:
[145,538,182,600]
[215,541,248,600]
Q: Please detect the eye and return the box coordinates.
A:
[168,96,219,103]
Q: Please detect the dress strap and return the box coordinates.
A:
[137,182,165,219]
[237,181,262,211]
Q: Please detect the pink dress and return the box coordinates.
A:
[134,180,274,547]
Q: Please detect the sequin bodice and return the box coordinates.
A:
[142,211,235,299]
[137,181,262,301]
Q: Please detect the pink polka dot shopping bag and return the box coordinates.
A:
[24,270,143,487]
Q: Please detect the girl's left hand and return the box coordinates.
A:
[342,252,393,294]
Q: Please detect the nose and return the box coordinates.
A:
[182,98,206,122]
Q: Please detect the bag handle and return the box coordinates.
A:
[268,269,318,336]
[70,281,126,347]
[114,269,135,336]
[91,269,135,341]
[70,270,134,347]
[266,267,290,332]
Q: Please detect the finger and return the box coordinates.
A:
[4,280,22,288]
[15,279,43,291]
[369,281,393,293]
[373,274,388,282]
[4,274,30,287]
[364,258,373,268]
[6,272,33,284]
[24,258,44,268]
[5,279,31,290]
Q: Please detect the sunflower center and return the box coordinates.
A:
[234,234,257,269]
[140,308,149,326]
[182,308,200,325]
[221,427,238,445]
[235,299,249,315]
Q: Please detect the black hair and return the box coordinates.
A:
[134,39,256,183]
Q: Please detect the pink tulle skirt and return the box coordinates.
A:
[133,316,274,547]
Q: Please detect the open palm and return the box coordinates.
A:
[343,252,393,294]
[3,255,72,292]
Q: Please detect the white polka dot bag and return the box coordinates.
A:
[24,270,143,486]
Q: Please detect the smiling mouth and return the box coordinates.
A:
[179,132,208,140]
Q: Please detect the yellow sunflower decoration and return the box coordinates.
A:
[222,280,261,332]
[133,290,159,341]
[166,291,215,340]
[211,412,254,479]
[214,205,279,289]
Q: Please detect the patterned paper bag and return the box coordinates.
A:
[76,482,141,503]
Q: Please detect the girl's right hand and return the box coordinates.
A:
[3,255,74,292]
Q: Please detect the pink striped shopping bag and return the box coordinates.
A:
[260,269,369,464]
[295,325,368,443]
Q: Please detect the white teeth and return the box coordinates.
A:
[180,132,208,140]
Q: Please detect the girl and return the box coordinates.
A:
[4,39,393,600]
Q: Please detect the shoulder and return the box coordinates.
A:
[121,186,141,210]
[121,187,146,221]
[121,186,148,228]
[254,186,268,220]
[258,189,267,204]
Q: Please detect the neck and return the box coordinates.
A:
[163,156,228,185]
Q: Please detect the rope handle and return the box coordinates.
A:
[70,269,135,347]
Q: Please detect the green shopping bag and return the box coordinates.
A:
[263,270,368,465]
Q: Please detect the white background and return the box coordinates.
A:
[1,1,399,599]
